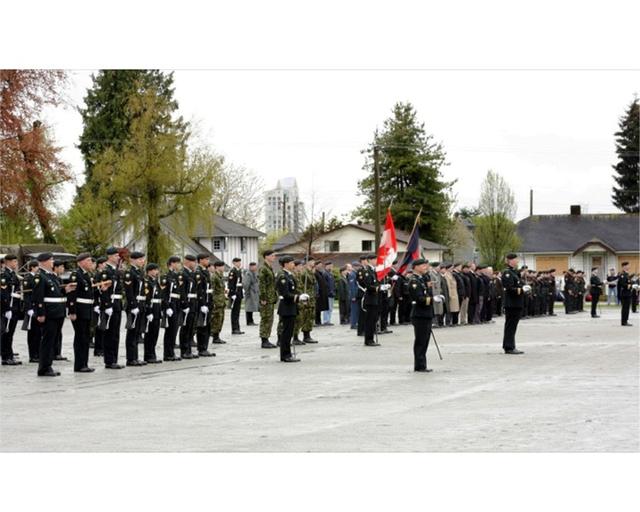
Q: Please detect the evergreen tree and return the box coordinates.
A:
[354,102,454,243]
[611,97,639,213]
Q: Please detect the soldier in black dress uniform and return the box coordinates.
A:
[93,257,107,357]
[618,262,633,326]
[98,247,125,369]
[195,253,215,357]
[123,251,147,367]
[589,267,603,318]
[179,254,199,359]
[67,253,97,372]
[501,253,526,354]
[276,255,308,363]
[22,259,41,362]
[408,258,435,372]
[162,256,183,361]
[32,252,76,376]
[1,254,23,365]
[357,254,390,346]
[228,257,245,334]
[143,263,163,363]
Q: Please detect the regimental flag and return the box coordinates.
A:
[375,209,398,280]
[396,213,421,275]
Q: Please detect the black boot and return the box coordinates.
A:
[303,331,318,343]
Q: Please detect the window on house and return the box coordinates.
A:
[240,237,247,253]
[362,240,373,251]
[213,238,225,251]
[324,240,339,252]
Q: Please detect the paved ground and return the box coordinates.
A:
[1,307,638,452]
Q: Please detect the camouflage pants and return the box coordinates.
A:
[259,302,275,338]
[210,303,225,334]
[294,301,315,336]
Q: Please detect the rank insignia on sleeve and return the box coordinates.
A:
[412,283,417,288]
[71,274,77,281]
[280,278,286,283]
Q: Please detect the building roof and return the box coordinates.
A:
[516,214,640,253]
[189,215,265,238]
[273,223,447,252]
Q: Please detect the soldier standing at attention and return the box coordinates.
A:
[227,257,245,335]
[258,250,278,349]
[501,253,527,355]
[162,256,183,361]
[299,257,318,344]
[210,261,228,344]
[32,252,76,376]
[1,254,23,366]
[123,251,147,367]
[67,253,98,373]
[291,260,306,345]
[179,254,198,359]
[143,263,163,363]
[98,247,125,369]
[93,257,107,357]
[22,260,41,363]
[195,254,215,357]
[276,255,309,363]
[408,258,434,372]
[358,254,390,346]
[618,262,633,326]
[589,267,603,318]
[547,269,557,316]
[52,260,68,361]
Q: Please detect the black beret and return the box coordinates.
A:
[262,249,274,257]
[431,261,440,267]
[294,259,304,266]
[411,258,428,268]
[54,259,64,266]
[591,267,598,271]
[505,253,518,260]
[214,261,225,267]
[28,260,39,269]
[359,254,369,261]
[445,263,453,269]
[232,257,241,262]
[3,254,17,261]
[454,262,462,267]
[106,246,119,255]
[569,268,575,273]
[279,255,295,265]
[549,268,556,272]
[184,254,196,262]
[76,252,92,263]
[37,252,53,262]
[96,256,107,265]
[249,262,257,266]
[476,265,485,270]
[305,256,316,262]
[367,253,377,260]
[621,261,629,266]
[130,251,145,259]
[197,253,210,261]
[146,263,159,271]
[167,256,181,265]
[462,264,469,269]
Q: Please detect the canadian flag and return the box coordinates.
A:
[375,209,398,280]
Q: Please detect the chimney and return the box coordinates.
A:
[570,205,581,215]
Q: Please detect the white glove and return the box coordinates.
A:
[131,307,140,315]
[391,275,399,281]
[200,305,209,314]
[231,295,237,300]
[523,285,532,293]
[166,308,174,317]
[147,314,154,322]
[380,284,391,291]
[183,307,190,315]
[433,295,443,303]
[4,311,12,320]
[299,293,310,301]
[105,307,113,316]
[632,284,640,291]
[27,309,35,317]
[94,306,100,314]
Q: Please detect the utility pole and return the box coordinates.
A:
[373,145,381,250]
[529,189,533,217]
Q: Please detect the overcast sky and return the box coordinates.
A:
[47,69,639,224]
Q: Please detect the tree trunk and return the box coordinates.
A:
[147,194,161,264]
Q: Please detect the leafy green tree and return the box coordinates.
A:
[474,170,520,270]
[92,85,215,263]
[354,102,454,243]
[611,97,639,213]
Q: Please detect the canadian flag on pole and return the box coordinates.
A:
[375,209,398,280]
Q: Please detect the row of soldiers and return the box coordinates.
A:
[0,248,264,375]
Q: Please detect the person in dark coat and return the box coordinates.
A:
[466,264,479,324]
[314,261,329,326]
[337,265,351,325]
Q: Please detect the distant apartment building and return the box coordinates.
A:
[264,177,306,234]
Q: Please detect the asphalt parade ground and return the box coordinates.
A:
[1,307,638,452]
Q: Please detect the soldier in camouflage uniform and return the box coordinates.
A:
[258,250,278,349]
[210,261,228,344]
[297,257,318,344]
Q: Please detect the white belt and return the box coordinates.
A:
[136,295,146,300]
[151,298,162,304]
[44,297,66,303]
[187,293,197,298]
[111,294,123,300]
[206,290,213,294]
[76,298,94,305]
[170,293,181,299]
[11,292,22,299]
